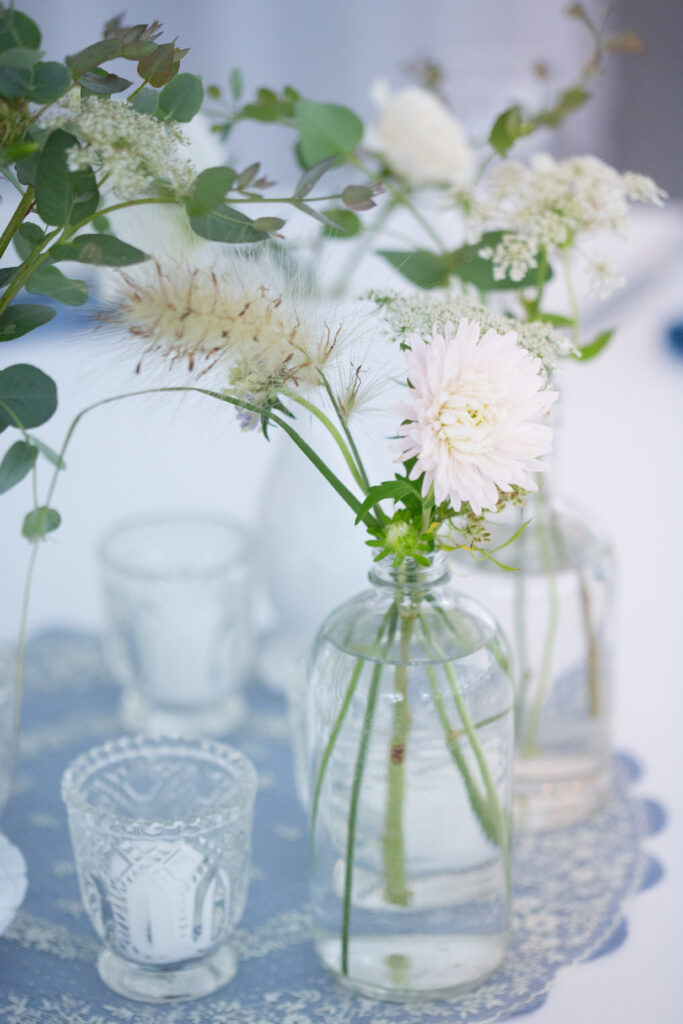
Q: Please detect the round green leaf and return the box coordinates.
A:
[377,250,451,290]
[190,204,269,244]
[295,99,363,166]
[0,304,56,343]
[0,364,57,433]
[22,505,61,541]
[185,166,235,217]
[49,234,148,266]
[0,65,30,96]
[322,208,361,239]
[0,9,41,53]
[28,61,71,103]
[129,86,158,116]
[158,72,204,122]
[25,266,89,306]
[0,440,36,494]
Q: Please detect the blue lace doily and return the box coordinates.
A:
[0,630,666,1024]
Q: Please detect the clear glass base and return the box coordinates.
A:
[120,690,245,737]
[97,945,237,1003]
[514,752,610,831]
[315,932,507,1002]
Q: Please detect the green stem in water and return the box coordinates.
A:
[513,511,532,738]
[341,610,398,976]
[523,488,559,756]
[381,601,415,906]
[427,663,499,845]
[579,570,602,716]
[419,612,510,868]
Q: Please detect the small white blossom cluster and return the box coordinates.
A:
[469,154,666,295]
[110,253,340,404]
[66,97,195,200]
[584,254,626,300]
[368,290,574,371]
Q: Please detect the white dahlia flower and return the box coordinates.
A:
[366,80,474,188]
[397,321,557,515]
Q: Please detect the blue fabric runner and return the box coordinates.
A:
[0,629,666,1024]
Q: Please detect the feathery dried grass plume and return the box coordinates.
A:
[108,252,342,405]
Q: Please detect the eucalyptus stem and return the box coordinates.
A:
[522,487,559,756]
[381,597,415,906]
[0,186,34,261]
[579,570,602,716]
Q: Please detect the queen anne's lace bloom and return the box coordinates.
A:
[66,97,195,199]
[397,320,557,515]
[470,154,666,295]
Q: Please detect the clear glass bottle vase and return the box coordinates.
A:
[455,492,614,831]
[306,554,514,1001]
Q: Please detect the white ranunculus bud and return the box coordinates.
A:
[367,80,474,188]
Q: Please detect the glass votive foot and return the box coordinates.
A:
[97,943,237,1003]
[120,689,245,738]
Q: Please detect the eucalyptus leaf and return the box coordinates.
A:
[251,216,285,233]
[0,440,36,494]
[295,99,363,166]
[0,47,43,68]
[189,204,268,243]
[28,60,71,103]
[49,234,148,266]
[34,129,77,225]
[16,149,40,186]
[128,86,158,115]
[377,249,451,290]
[0,304,56,343]
[229,67,243,101]
[294,156,337,199]
[0,64,30,96]
[65,39,120,79]
[0,364,57,432]
[78,69,132,94]
[22,505,61,541]
[0,266,17,287]
[185,166,235,217]
[235,163,259,189]
[14,222,45,261]
[321,208,361,239]
[489,105,532,156]
[0,9,41,53]
[137,42,176,87]
[158,72,203,121]
[25,266,89,306]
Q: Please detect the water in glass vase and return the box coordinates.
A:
[307,556,513,1001]
[456,497,614,831]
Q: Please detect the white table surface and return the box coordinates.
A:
[1,207,682,1022]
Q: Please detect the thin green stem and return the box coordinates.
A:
[382,600,415,905]
[579,570,602,716]
[318,374,371,493]
[341,609,398,975]
[427,664,498,844]
[419,612,510,863]
[0,226,61,316]
[0,186,34,261]
[522,488,559,756]
[349,155,448,253]
[513,512,532,738]
[286,391,367,493]
[562,246,581,349]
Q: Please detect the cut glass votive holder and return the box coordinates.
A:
[98,511,252,736]
[62,735,258,1003]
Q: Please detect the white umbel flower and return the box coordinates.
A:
[366,80,474,187]
[397,321,557,515]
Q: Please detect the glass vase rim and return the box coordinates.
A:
[61,735,258,836]
[369,551,449,588]
[97,509,251,581]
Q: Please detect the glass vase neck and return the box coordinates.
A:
[368,553,449,589]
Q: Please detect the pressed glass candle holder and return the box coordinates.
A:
[62,735,258,1003]
[98,511,252,736]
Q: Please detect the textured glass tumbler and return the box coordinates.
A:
[98,512,252,736]
[62,736,258,1002]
